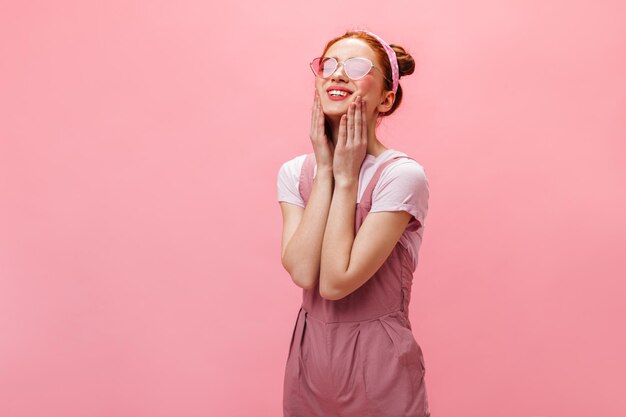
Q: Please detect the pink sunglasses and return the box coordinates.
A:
[309,56,388,82]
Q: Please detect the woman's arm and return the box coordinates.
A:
[319,96,413,300]
[280,166,334,290]
[319,179,412,300]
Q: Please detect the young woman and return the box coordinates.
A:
[277,28,431,417]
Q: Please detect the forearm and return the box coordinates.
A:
[283,167,334,289]
[319,179,358,299]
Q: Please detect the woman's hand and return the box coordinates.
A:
[309,89,335,171]
[332,95,367,186]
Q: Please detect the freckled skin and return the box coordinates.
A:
[315,38,395,150]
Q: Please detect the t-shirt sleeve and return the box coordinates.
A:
[277,155,306,208]
[370,160,430,228]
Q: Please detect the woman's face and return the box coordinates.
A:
[315,38,388,121]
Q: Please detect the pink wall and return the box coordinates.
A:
[1,1,625,416]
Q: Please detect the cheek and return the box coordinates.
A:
[356,77,376,94]
[356,78,378,112]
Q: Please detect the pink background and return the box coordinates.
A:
[1,1,625,416]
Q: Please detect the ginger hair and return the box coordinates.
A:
[319,29,416,121]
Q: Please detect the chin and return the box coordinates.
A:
[322,103,349,114]
[322,110,345,120]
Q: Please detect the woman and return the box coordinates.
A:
[277,28,431,417]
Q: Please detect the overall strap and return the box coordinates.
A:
[298,153,316,205]
[359,155,415,207]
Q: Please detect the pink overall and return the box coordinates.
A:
[283,153,431,417]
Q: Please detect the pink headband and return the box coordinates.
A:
[353,29,399,94]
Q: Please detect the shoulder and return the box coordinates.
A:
[380,152,429,185]
[277,153,310,206]
[278,153,309,178]
[370,151,430,228]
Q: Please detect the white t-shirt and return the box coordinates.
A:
[276,148,430,269]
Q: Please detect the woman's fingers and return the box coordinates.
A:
[311,90,317,136]
[317,91,325,135]
[338,113,346,148]
[312,91,317,135]
[359,99,367,146]
[354,97,361,146]
[347,98,354,146]
[311,89,323,141]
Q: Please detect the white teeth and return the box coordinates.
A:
[328,90,349,96]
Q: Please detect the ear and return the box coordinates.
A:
[376,90,396,114]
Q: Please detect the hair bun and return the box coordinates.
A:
[390,44,415,78]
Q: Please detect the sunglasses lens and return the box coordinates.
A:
[345,58,372,79]
[310,57,372,80]
[311,57,337,78]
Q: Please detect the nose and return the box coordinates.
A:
[330,61,349,83]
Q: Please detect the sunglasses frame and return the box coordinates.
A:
[309,56,389,82]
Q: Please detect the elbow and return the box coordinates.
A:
[300,279,317,291]
[318,274,344,300]
[282,258,318,290]
[319,291,341,301]
[294,270,317,290]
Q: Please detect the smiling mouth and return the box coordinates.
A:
[327,90,354,101]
